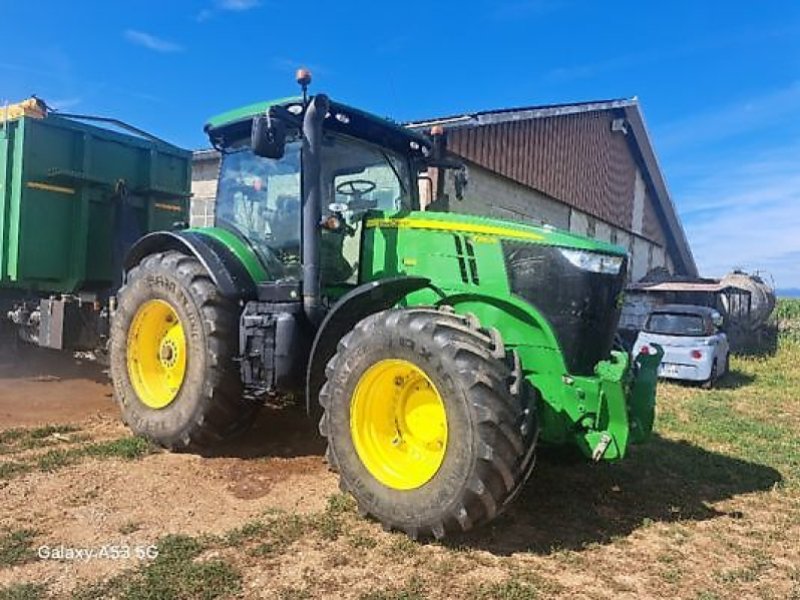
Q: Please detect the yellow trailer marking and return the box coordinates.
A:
[154,203,182,212]
[26,181,76,195]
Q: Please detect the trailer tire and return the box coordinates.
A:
[110,250,257,451]
[318,307,535,539]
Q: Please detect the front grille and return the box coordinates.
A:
[502,241,626,375]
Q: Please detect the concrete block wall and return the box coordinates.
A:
[446,162,571,229]
[568,208,669,282]
[190,152,220,228]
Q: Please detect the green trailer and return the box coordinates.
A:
[0,98,191,350]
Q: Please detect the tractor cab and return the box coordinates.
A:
[204,85,436,300]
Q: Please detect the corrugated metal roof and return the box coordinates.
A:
[406,98,637,128]
[407,98,698,278]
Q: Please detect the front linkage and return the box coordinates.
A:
[577,343,664,461]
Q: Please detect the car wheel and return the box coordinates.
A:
[701,361,718,390]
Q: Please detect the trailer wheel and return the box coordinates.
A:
[318,307,535,539]
[110,250,258,451]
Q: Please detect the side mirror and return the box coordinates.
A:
[251,114,286,159]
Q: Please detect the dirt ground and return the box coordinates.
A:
[0,338,798,600]
[0,341,336,596]
[0,342,115,428]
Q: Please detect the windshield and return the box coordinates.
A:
[321,134,412,216]
[215,139,302,278]
[645,313,707,336]
[318,134,413,285]
[214,133,414,284]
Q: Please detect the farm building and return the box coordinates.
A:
[190,97,697,282]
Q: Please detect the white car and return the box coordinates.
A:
[632,304,730,389]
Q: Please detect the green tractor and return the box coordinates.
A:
[110,72,662,539]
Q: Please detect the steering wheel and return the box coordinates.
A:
[336,179,376,197]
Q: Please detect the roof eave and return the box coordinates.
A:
[406,98,638,130]
[622,101,698,277]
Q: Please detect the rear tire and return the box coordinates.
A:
[702,360,718,390]
[318,307,536,539]
[110,251,258,451]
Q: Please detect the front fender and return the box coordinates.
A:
[305,276,433,413]
[124,230,257,299]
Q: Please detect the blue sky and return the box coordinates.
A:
[3,1,799,288]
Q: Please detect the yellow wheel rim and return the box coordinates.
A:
[126,299,187,409]
[350,359,448,490]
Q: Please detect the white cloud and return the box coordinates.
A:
[675,141,800,288]
[656,82,800,154]
[124,30,184,53]
[48,97,82,110]
[195,0,259,22]
[195,8,214,22]
[217,0,259,10]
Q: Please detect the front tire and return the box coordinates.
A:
[318,307,535,539]
[110,251,258,451]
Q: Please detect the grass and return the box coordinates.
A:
[0,424,81,456]
[0,584,46,600]
[0,528,37,568]
[360,577,427,600]
[0,434,156,479]
[471,579,539,600]
[73,534,241,600]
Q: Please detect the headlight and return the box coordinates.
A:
[558,248,624,275]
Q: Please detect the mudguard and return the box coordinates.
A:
[124,230,257,299]
[305,276,432,413]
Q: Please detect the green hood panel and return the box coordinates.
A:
[366,210,627,255]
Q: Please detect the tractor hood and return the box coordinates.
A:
[366,210,628,256]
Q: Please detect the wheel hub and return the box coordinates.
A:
[350,359,448,490]
[126,299,187,409]
[159,340,177,367]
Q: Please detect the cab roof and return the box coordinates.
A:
[204,95,430,157]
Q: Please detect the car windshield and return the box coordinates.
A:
[645,313,707,336]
